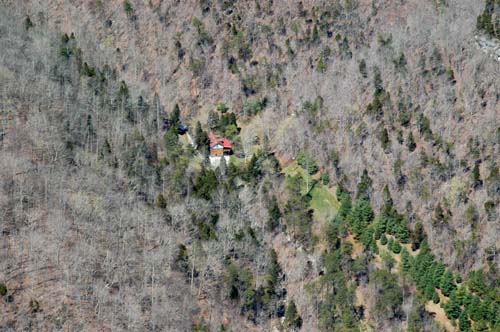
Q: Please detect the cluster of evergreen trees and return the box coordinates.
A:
[207,106,239,139]
[477,0,500,39]
[317,217,363,332]
[223,249,286,322]
[401,243,500,331]
[52,29,500,332]
[330,173,500,331]
[283,173,314,243]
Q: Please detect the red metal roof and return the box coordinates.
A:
[208,132,232,149]
[222,138,232,148]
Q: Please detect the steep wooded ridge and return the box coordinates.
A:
[0,1,499,332]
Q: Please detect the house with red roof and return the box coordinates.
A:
[208,132,232,157]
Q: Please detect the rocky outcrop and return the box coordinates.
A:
[475,34,500,62]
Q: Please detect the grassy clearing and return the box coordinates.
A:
[282,161,305,177]
[188,153,204,172]
[310,184,340,222]
[282,161,339,222]
[282,161,313,195]
[229,155,246,167]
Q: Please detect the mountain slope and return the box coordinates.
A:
[0,1,499,331]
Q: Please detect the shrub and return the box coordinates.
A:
[124,0,134,16]
[484,200,497,221]
[316,56,326,73]
[188,57,206,76]
[155,193,167,209]
[216,103,229,113]
[25,15,34,30]
[320,172,330,185]
[464,204,478,225]
[393,51,407,72]
[486,166,500,197]
[29,299,40,313]
[471,163,482,189]
[416,113,432,139]
[0,283,7,296]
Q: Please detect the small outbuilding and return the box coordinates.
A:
[177,124,188,135]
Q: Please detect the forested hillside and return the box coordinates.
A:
[0,1,499,331]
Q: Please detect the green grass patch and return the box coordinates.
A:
[229,155,246,168]
[283,161,339,221]
[310,184,340,222]
[282,161,321,195]
[282,161,312,194]
[282,161,307,178]
[188,154,204,172]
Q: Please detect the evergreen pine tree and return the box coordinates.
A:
[458,309,471,332]
[410,222,426,251]
[407,131,416,152]
[400,248,412,273]
[359,59,368,78]
[337,188,352,220]
[388,238,395,250]
[265,249,281,294]
[472,163,482,188]
[432,290,440,304]
[455,285,467,306]
[468,295,483,322]
[175,244,190,274]
[390,240,401,254]
[444,291,462,320]
[395,219,410,243]
[356,169,373,200]
[382,184,393,205]
[171,103,181,126]
[425,282,436,300]
[348,198,374,239]
[439,270,457,297]
[267,196,282,231]
[432,263,445,289]
[284,299,302,329]
[325,218,341,250]
[25,15,34,30]
[245,154,261,181]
